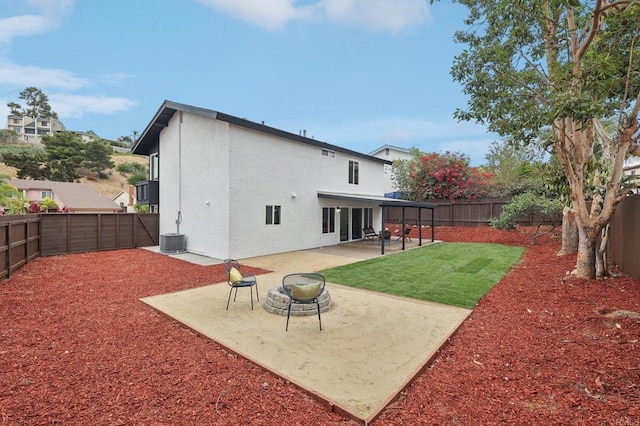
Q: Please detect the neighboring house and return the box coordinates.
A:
[6,115,112,147]
[6,115,66,143]
[623,156,640,194]
[132,100,433,260]
[8,179,121,213]
[112,186,136,212]
[369,145,414,196]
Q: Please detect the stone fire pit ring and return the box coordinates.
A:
[263,285,332,316]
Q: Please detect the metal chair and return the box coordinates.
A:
[223,259,259,310]
[396,227,412,242]
[363,227,379,242]
[281,273,326,331]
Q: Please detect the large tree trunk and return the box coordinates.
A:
[558,206,578,255]
[574,221,597,278]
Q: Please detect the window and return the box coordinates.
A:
[12,118,20,124]
[266,205,281,225]
[40,120,49,127]
[385,148,390,156]
[348,160,359,185]
[150,153,159,181]
[364,208,374,228]
[322,207,336,234]
[321,149,335,158]
[40,191,52,199]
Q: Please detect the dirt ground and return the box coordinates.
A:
[1,226,638,425]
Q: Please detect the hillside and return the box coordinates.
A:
[0,152,149,198]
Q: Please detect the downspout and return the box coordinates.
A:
[176,111,183,233]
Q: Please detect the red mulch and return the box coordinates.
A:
[1,228,638,425]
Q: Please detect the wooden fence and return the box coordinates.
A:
[387,199,561,227]
[3,199,638,280]
[607,195,640,279]
[0,215,40,280]
[0,213,159,279]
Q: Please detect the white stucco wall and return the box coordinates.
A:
[158,112,387,260]
[158,112,231,259]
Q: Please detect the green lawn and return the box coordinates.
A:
[319,242,524,309]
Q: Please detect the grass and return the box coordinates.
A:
[319,242,524,309]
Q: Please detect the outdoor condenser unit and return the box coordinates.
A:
[160,233,186,254]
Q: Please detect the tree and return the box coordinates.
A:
[2,150,50,180]
[42,132,84,182]
[442,0,640,278]
[391,147,422,197]
[7,86,58,119]
[483,140,547,197]
[491,192,564,244]
[83,139,115,178]
[405,151,492,201]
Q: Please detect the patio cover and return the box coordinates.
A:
[317,191,438,254]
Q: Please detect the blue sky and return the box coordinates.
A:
[0,0,497,165]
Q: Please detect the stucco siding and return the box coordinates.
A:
[159,112,231,259]
[225,124,386,258]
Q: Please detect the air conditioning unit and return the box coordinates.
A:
[160,233,186,253]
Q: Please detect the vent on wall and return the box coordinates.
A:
[160,233,186,254]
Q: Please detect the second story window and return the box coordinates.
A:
[348,160,359,185]
[41,191,52,199]
[150,153,159,181]
[40,120,49,127]
[266,205,281,225]
[322,149,335,158]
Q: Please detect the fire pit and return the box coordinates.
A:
[263,285,332,316]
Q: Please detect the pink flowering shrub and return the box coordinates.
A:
[408,151,493,201]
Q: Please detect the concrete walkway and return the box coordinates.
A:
[141,241,471,423]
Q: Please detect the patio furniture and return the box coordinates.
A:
[223,259,259,310]
[281,273,326,331]
[363,227,379,241]
[396,228,412,242]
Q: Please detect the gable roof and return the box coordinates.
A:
[8,179,120,212]
[132,100,391,165]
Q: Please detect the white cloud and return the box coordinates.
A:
[195,0,429,32]
[98,72,132,86]
[50,94,138,118]
[318,0,429,33]
[0,0,74,45]
[194,0,313,31]
[0,60,91,91]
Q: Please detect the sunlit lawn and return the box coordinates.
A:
[319,242,524,309]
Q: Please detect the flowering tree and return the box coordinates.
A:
[407,151,493,201]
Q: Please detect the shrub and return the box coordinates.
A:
[491,192,564,244]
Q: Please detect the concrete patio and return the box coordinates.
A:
[141,241,471,423]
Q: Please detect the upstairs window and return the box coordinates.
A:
[348,160,359,185]
[40,191,52,199]
[322,149,335,158]
[150,153,159,181]
[266,205,281,225]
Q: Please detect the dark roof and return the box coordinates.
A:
[131,100,391,165]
